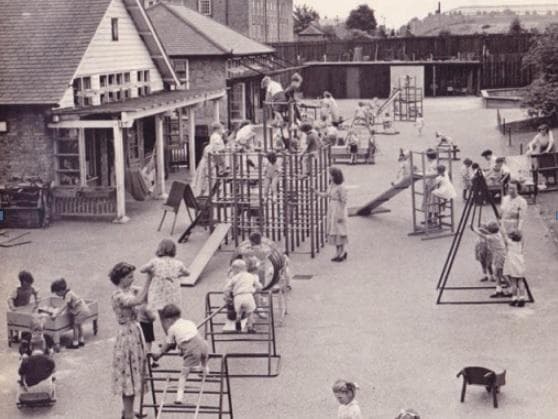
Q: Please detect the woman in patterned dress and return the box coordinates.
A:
[109,262,152,419]
[140,239,189,333]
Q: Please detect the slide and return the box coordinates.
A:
[348,175,417,217]
[181,223,232,287]
[375,89,401,118]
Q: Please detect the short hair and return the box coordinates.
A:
[538,124,549,133]
[509,230,522,242]
[109,262,136,286]
[266,151,277,164]
[323,91,332,98]
[160,304,181,319]
[395,409,421,419]
[18,271,34,285]
[486,221,499,234]
[463,158,472,166]
[481,149,493,158]
[437,164,446,175]
[231,259,247,270]
[299,122,313,133]
[425,148,437,160]
[495,157,506,164]
[291,72,302,82]
[332,379,358,395]
[329,167,344,185]
[156,239,177,257]
[211,121,223,132]
[249,231,262,245]
[261,76,271,88]
[238,120,250,129]
[50,278,67,294]
[471,162,480,170]
[508,179,522,193]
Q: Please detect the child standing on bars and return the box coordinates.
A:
[50,278,90,349]
[504,229,527,307]
[224,259,262,333]
[263,151,281,202]
[152,304,210,405]
[332,379,362,419]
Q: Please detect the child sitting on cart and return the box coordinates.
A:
[17,338,56,406]
[8,271,39,343]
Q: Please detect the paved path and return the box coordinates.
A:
[1,97,557,418]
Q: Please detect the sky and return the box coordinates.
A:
[294,0,549,28]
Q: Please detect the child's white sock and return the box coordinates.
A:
[175,375,185,404]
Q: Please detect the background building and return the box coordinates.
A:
[145,0,294,42]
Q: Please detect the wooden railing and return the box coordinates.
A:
[52,187,116,219]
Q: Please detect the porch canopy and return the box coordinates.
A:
[49,87,226,223]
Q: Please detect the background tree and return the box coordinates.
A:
[321,24,340,40]
[294,4,319,34]
[346,28,375,41]
[376,25,388,39]
[523,24,558,114]
[345,4,377,33]
[402,24,414,37]
[508,17,525,35]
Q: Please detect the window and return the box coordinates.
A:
[172,59,189,88]
[198,0,211,15]
[72,76,93,107]
[111,18,119,41]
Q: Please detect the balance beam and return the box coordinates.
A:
[182,223,231,287]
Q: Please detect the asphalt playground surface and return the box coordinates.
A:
[1,97,557,419]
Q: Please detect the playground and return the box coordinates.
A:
[1,97,558,418]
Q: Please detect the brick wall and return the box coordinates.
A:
[187,58,228,125]
[0,106,54,184]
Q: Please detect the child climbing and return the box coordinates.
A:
[332,379,362,419]
[392,149,412,186]
[460,158,474,201]
[503,229,527,307]
[432,164,457,201]
[152,304,210,405]
[471,221,510,298]
[263,151,281,202]
[50,278,90,349]
[223,259,263,333]
[474,224,494,282]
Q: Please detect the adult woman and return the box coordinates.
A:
[500,180,527,234]
[527,124,555,155]
[313,167,348,262]
[321,91,341,127]
[109,262,152,419]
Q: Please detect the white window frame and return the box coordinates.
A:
[198,0,211,16]
[173,59,190,89]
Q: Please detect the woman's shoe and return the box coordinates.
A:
[331,256,341,262]
[340,253,347,261]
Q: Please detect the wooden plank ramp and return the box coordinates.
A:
[181,223,232,287]
[348,175,417,217]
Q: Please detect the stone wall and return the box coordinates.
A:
[0,106,54,184]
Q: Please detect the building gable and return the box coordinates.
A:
[59,0,165,108]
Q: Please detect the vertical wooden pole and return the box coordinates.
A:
[189,107,196,178]
[78,128,87,187]
[432,65,437,97]
[154,115,166,199]
[112,125,128,223]
[213,99,220,123]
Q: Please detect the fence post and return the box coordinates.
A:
[508,128,512,147]
[520,143,523,155]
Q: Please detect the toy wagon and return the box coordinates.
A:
[7,296,98,351]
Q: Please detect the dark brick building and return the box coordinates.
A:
[145,0,294,42]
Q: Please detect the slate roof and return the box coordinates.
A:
[147,3,274,57]
[0,0,112,105]
[298,24,325,36]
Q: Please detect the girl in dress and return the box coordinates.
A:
[109,262,152,419]
[312,167,348,262]
[504,230,527,307]
[140,239,189,333]
[332,379,362,419]
[50,278,90,349]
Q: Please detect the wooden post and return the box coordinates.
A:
[213,99,220,123]
[508,128,512,147]
[112,125,129,223]
[78,128,87,187]
[154,114,167,199]
[432,65,437,97]
[189,107,196,178]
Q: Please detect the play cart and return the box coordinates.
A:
[7,297,98,351]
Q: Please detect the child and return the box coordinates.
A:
[415,113,425,136]
[366,132,376,164]
[325,124,339,146]
[474,225,494,282]
[224,259,263,333]
[8,270,39,311]
[152,304,210,405]
[472,221,510,298]
[353,102,369,126]
[50,278,90,349]
[18,339,56,403]
[263,151,281,202]
[141,239,189,333]
[134,288,157,364]
[8,271,39,343]
[460,158,474,201]
[392,149,412,186]
[383,111,393,131]
[395,409,421,419]
[347,132,358,165]
[332,379,362,419]
[432,165,457,201]
[504,230,527,307]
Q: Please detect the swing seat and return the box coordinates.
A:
[125,169,150,201]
